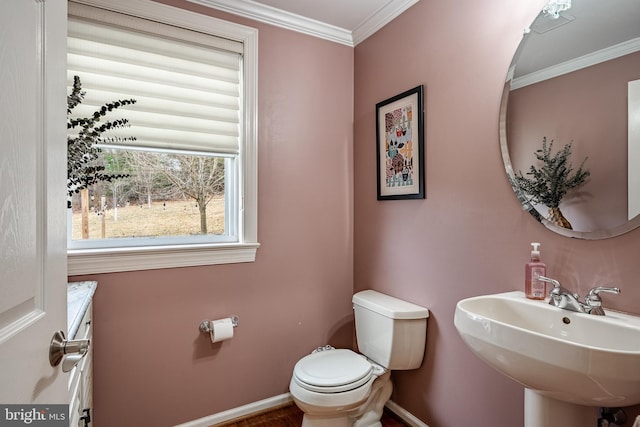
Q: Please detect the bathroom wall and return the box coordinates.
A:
[68,1,640,426]
[353,0,640,426]
[508,51,640,232]
[69,1,354,425]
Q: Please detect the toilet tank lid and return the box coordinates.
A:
[352,290,429,319]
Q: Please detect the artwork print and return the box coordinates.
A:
[376,85,424,200]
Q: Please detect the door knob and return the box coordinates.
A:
[49,330,90,372]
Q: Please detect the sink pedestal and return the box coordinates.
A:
[524,390,598,427]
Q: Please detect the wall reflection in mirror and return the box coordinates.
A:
[500,0,640,239]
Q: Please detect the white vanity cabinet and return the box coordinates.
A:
[68,281,97,427]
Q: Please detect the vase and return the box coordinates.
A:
[548,207,572,229]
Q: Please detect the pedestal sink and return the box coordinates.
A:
[454,291,640,427]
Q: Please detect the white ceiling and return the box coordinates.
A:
[186,0,640,71]
[186,0,420,46]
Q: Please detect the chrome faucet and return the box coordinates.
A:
[537,276,620,316]
[538,276,585,313]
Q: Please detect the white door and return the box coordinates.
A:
[0,0,68,407]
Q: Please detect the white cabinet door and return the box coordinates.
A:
[0,0,68,406]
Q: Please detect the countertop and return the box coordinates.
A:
[68,281,97,339]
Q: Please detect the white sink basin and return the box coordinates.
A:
[454,291,640,407]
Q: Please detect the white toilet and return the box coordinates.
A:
[289,290,429,427]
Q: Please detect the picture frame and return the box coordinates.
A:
[376,85,425,200]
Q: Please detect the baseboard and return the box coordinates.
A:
[385,399,430,427]
[173,393,293,427]
[173,393,430,427]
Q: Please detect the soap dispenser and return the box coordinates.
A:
[525,242,547,300]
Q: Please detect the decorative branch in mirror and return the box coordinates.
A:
[500,0,640,239]
[514,138,589,230]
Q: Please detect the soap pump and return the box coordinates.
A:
[525,242,547,300]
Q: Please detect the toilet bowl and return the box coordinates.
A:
[289,290,429,427]
[290,349,391,427]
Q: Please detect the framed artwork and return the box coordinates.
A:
[376,85,425,200]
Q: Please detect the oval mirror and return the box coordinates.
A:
[500,0,640,239]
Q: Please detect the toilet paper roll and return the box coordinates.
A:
[210,318,234,343]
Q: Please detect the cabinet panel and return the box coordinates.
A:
[69,302,92,426]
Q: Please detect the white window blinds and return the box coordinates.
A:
[67,3,243,155]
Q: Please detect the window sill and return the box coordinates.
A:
[67,242,260,275]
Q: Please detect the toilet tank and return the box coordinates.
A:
[352,290,429,370]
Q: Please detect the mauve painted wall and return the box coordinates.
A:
[354,0,640,426]
[68,0,640,426]
[69,1,354,425]
[508,51,640,232]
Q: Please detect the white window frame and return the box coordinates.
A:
[67,0,259,275]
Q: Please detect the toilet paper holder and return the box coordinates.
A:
[199,315,239,334]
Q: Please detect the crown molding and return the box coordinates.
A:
[187,0,352,45]
[511,37,640,90]
[186,0,419,47]
[352,0,419,46]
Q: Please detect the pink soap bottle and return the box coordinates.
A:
[525,242,547,300]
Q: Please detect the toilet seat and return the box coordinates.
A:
[293,349,373,393]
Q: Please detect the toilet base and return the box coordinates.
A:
[296,371,392,427]
[353,371,392,427]
[301,414,351,427]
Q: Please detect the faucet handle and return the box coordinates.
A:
[586,286,621,303]
[537,276,562,296]
[537,275,560,289]
[584,287,620,315]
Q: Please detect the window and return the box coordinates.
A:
[67,0,258,275]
